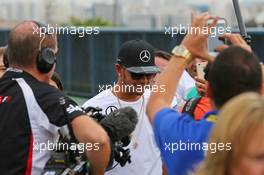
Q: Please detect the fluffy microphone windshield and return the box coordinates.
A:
[100,107,138,142]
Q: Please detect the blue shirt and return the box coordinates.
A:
[153,108,218,175]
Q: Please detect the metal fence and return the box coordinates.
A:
[1,28,264,98]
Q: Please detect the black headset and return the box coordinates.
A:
[34,21,57,73]
[3,46,9,68]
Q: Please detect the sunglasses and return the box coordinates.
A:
[129,72,156,80]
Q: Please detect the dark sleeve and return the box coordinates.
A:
[35,85,85,127]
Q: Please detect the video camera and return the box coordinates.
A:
[43,98,136,175]
[83,106,132,169]
[43,98,90,175]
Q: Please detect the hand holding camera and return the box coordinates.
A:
[180,12,219,62]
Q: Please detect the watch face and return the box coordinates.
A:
[174,46,185,55]
[172,46,192,62]
[177,47,184,53]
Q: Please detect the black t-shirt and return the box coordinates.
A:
[0,68,85,175]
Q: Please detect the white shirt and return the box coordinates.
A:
[174,70,196,109]
[82,89,162,175]
[177,70,196,100]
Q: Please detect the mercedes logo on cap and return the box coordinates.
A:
[139,50,151,63]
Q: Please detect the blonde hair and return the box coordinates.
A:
[194,92,264,175]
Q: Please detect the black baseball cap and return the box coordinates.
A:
[117,40,160,74]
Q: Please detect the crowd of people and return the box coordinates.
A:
[0,12,263,175]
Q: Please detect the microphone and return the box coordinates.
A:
[100,107,138,142]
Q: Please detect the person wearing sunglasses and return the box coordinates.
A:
[82,40,163,175]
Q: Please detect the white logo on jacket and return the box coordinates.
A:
[66,104,83,114]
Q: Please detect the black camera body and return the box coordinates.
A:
[43,105,132,175]
[84,106,132,169]
[43,152,89,175]
[43,128,90,175]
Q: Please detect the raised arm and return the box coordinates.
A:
[147,12,218,123]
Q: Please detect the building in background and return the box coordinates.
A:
[92,2,123,25]
[0,0,263,28]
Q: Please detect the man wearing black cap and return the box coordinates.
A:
[83,40,162,175]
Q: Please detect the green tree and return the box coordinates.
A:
[69,17,113,27]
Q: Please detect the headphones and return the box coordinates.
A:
[34,21,57,73]
[3,46,9,68]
